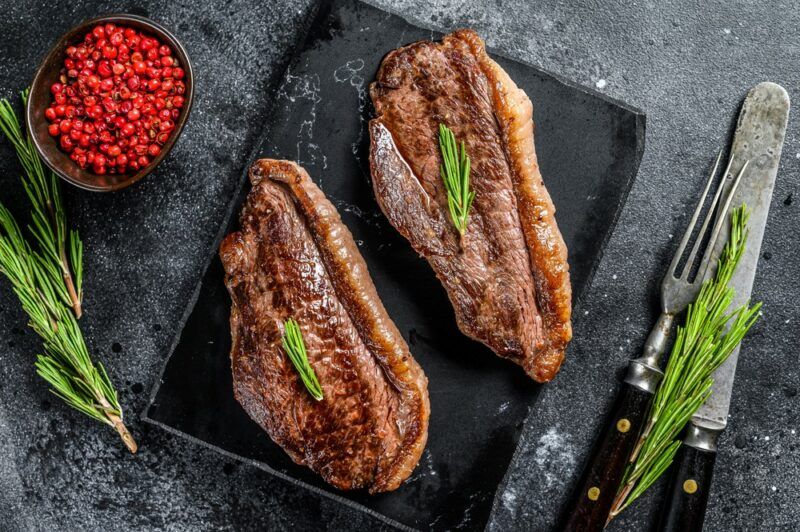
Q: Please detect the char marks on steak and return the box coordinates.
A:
[369,29,572,382]
[219,160,429,493]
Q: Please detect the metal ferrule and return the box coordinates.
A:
[625,359,663,394]
[683,422,722,453]
[624,313,674,394]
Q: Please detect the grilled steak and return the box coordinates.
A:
[369,29,572,382]
[220,159,429,493]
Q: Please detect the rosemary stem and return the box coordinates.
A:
[608,483,633,522]
[45,191,82,318]
[99,395,137,453]
[608,205,758,521]
[0,91,128,451]
[59,245,82,318]
[628,418,653,464]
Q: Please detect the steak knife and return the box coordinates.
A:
[657,82,790,531]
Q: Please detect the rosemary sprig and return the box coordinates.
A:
[438,123,475,246]
[281,318,324,401]
[0,91,83,317]
[0,94,136,453]
[609,206,760,518]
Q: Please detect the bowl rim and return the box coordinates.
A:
[26,13,194,192]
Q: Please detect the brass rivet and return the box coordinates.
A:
[588,487,601,501]
[616,418,631,433]
[683,479,698,494]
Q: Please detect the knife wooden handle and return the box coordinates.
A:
[657,443,717,532]
[562,382,652,532]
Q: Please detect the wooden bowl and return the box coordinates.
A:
[26,14,194,192]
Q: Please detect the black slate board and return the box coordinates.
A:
[143,1,645,529]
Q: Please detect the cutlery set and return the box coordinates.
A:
[565,82,790,531]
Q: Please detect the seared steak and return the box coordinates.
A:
[369,30,572,382]
[220,160,429,492]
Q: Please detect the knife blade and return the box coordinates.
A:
[658,82,790,532]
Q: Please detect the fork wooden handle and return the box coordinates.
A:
[562,382,652,532]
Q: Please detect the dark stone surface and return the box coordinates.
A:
[144,2,643,530]
[0,0,796,531]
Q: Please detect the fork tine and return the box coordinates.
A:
[678,153,736,279]
[696,159,750,282]
[666,151,723,279]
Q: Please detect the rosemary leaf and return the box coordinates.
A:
[610,205,759,519]
[438,123,476,243]
[281,318,324,401]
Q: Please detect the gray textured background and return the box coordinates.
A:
[0,0,797,530]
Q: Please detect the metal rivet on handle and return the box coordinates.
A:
[683,479,698,494]
[616,418,631,433]
[588,487,600,501]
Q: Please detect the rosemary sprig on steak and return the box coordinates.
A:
[0,92,135,453]
[438,123,475,244]
[0,91,83,317]
[281,318,324,401]
[608,206,760,519]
